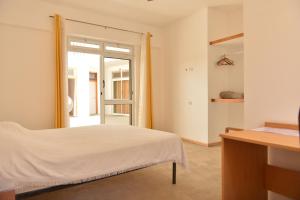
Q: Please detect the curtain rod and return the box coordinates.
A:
[49,15,150,36]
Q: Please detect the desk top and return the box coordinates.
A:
[221,130,300,152]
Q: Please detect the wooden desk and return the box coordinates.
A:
[221,130,300,200]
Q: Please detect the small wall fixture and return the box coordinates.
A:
[217,55,234,66]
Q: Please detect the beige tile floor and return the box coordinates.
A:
[25,143,221,200]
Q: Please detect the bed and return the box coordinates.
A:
[0,122,186,199]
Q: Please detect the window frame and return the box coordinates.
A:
[67,36,135,125]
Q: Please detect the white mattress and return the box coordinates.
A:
[0,122,186,194]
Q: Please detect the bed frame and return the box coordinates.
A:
[15,162,177,200]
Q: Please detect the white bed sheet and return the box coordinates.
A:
[0,122,186,194]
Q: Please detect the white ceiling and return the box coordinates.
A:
[43,0,242,26]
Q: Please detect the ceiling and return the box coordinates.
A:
[43,0,242,26]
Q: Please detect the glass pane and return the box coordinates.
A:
[105,104,131,125]
[105,46,130,53]
[68,51,101,127]
[70,41,100,49]
[104,58,131,100]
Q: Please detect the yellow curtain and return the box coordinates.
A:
[54,14,65,128]
[145,32,153,129]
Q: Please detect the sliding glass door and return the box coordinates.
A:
[103,57,133,125]
[67,37,134,127]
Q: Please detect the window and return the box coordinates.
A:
[105,46,131,53]
[67,37,134,127]
[104,43,132,54]
[111,69,130,115]
[70,41,100,49]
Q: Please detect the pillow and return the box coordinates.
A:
[0,122,25,135]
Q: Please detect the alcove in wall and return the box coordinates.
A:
[208,5,244,144]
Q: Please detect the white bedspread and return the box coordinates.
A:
[0,122,186,194]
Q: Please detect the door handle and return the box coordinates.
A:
[103,80,105,89]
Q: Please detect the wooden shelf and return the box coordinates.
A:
[209,33,244,46]
[211,98,244,103]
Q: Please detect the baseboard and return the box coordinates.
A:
[208,141,221,147]
[181,137,221,147]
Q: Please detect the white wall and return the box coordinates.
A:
[208,5,244,143]
[244,0,300,128]
[0,24,55,129]
[163,9,209,143]
[151,47,167,130]
[0,0,166,130]
[163,5,243,144]
[244,0,300,199]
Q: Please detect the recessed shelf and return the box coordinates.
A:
[209,33,244,46]
[211,98,244,103]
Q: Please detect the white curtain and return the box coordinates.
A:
[137,34,147,128]
[62,17,69,128]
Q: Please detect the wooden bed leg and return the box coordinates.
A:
[172,162,176,184]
